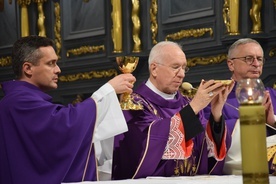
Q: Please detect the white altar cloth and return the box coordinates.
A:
[63,175,276,184]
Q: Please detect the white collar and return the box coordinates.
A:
[145,79,176,100]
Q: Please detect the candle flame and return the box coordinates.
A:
[248,88,253,96]
[248,88,253,101]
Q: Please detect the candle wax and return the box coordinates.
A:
[239,105,269,184]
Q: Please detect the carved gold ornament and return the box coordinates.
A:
[17,0,31,37]
[0,56,12,67]
[150,0,158,45]
[59,69,117,82]
[187,54,227,67]
[165,28,213,41]
[66,45,105,57]
[131,0,141,53]
[54,2,61,59]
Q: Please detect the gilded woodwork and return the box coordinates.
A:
[269,48,276,57]
[222,0,230,33]
[58,69,117,82]
[165,28,213,41]
[17,0,31,37]
[250,0,262,34]
[131,0,141,53]
[0,56,12,67]
[274,0,276,8]
[223,0,240,35]
[187,54,227,67]
[72,94,84,105]
[66,45,105,57]
[54,2,61,59]
[150,0,158,45]
[111,0,123,53]
[33,0,47,37]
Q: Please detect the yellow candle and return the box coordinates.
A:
[239,104,269,184]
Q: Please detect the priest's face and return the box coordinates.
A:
[227,43,263,82]
[25,46,61,91]
[152,45,187,94]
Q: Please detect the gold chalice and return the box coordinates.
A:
[116,56,143,110]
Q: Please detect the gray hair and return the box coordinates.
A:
[228,38,262,58]
[12,35,55,79]
[148,41,182,67]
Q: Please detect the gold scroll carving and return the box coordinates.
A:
[150,0,158,45]
[66,45,105,57]
[33,0,47,37]
[54,2,61,59]
[111,0,123,53]
[72,94,84,105]
[17,0,31,37]
[223,0,230,33]
[59,69,117,82]
[250,0,262,34]
[269,48,276,57]
[131,0,141,53]
[165,28,213,41]
[223,0,240,35]
[187,54,227,67]
[0,56,12,67]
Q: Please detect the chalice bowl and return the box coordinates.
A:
[116,56,143,110]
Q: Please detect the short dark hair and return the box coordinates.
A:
[12,35,55,78]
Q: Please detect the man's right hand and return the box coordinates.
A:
[108,74,136,94]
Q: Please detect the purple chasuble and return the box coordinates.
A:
[112,82,231,179]
[0,81,98,184]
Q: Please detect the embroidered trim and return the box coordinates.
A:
[132,93,159,116]
[205,121,227,161]
[162,113,193,160]
[132,120,156,178]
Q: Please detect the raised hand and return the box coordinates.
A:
[108,74,136,94]
[190,79,224,115]
[262,90,276,126]
[210,80,235,122]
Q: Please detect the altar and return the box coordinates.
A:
[63,175,276,184]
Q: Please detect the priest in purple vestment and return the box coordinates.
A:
[0,35,136,184]
[203,38,276,174]
[112,41,234,180]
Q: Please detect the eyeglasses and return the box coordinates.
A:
[156,62,189,73]
[230,56,265,65]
